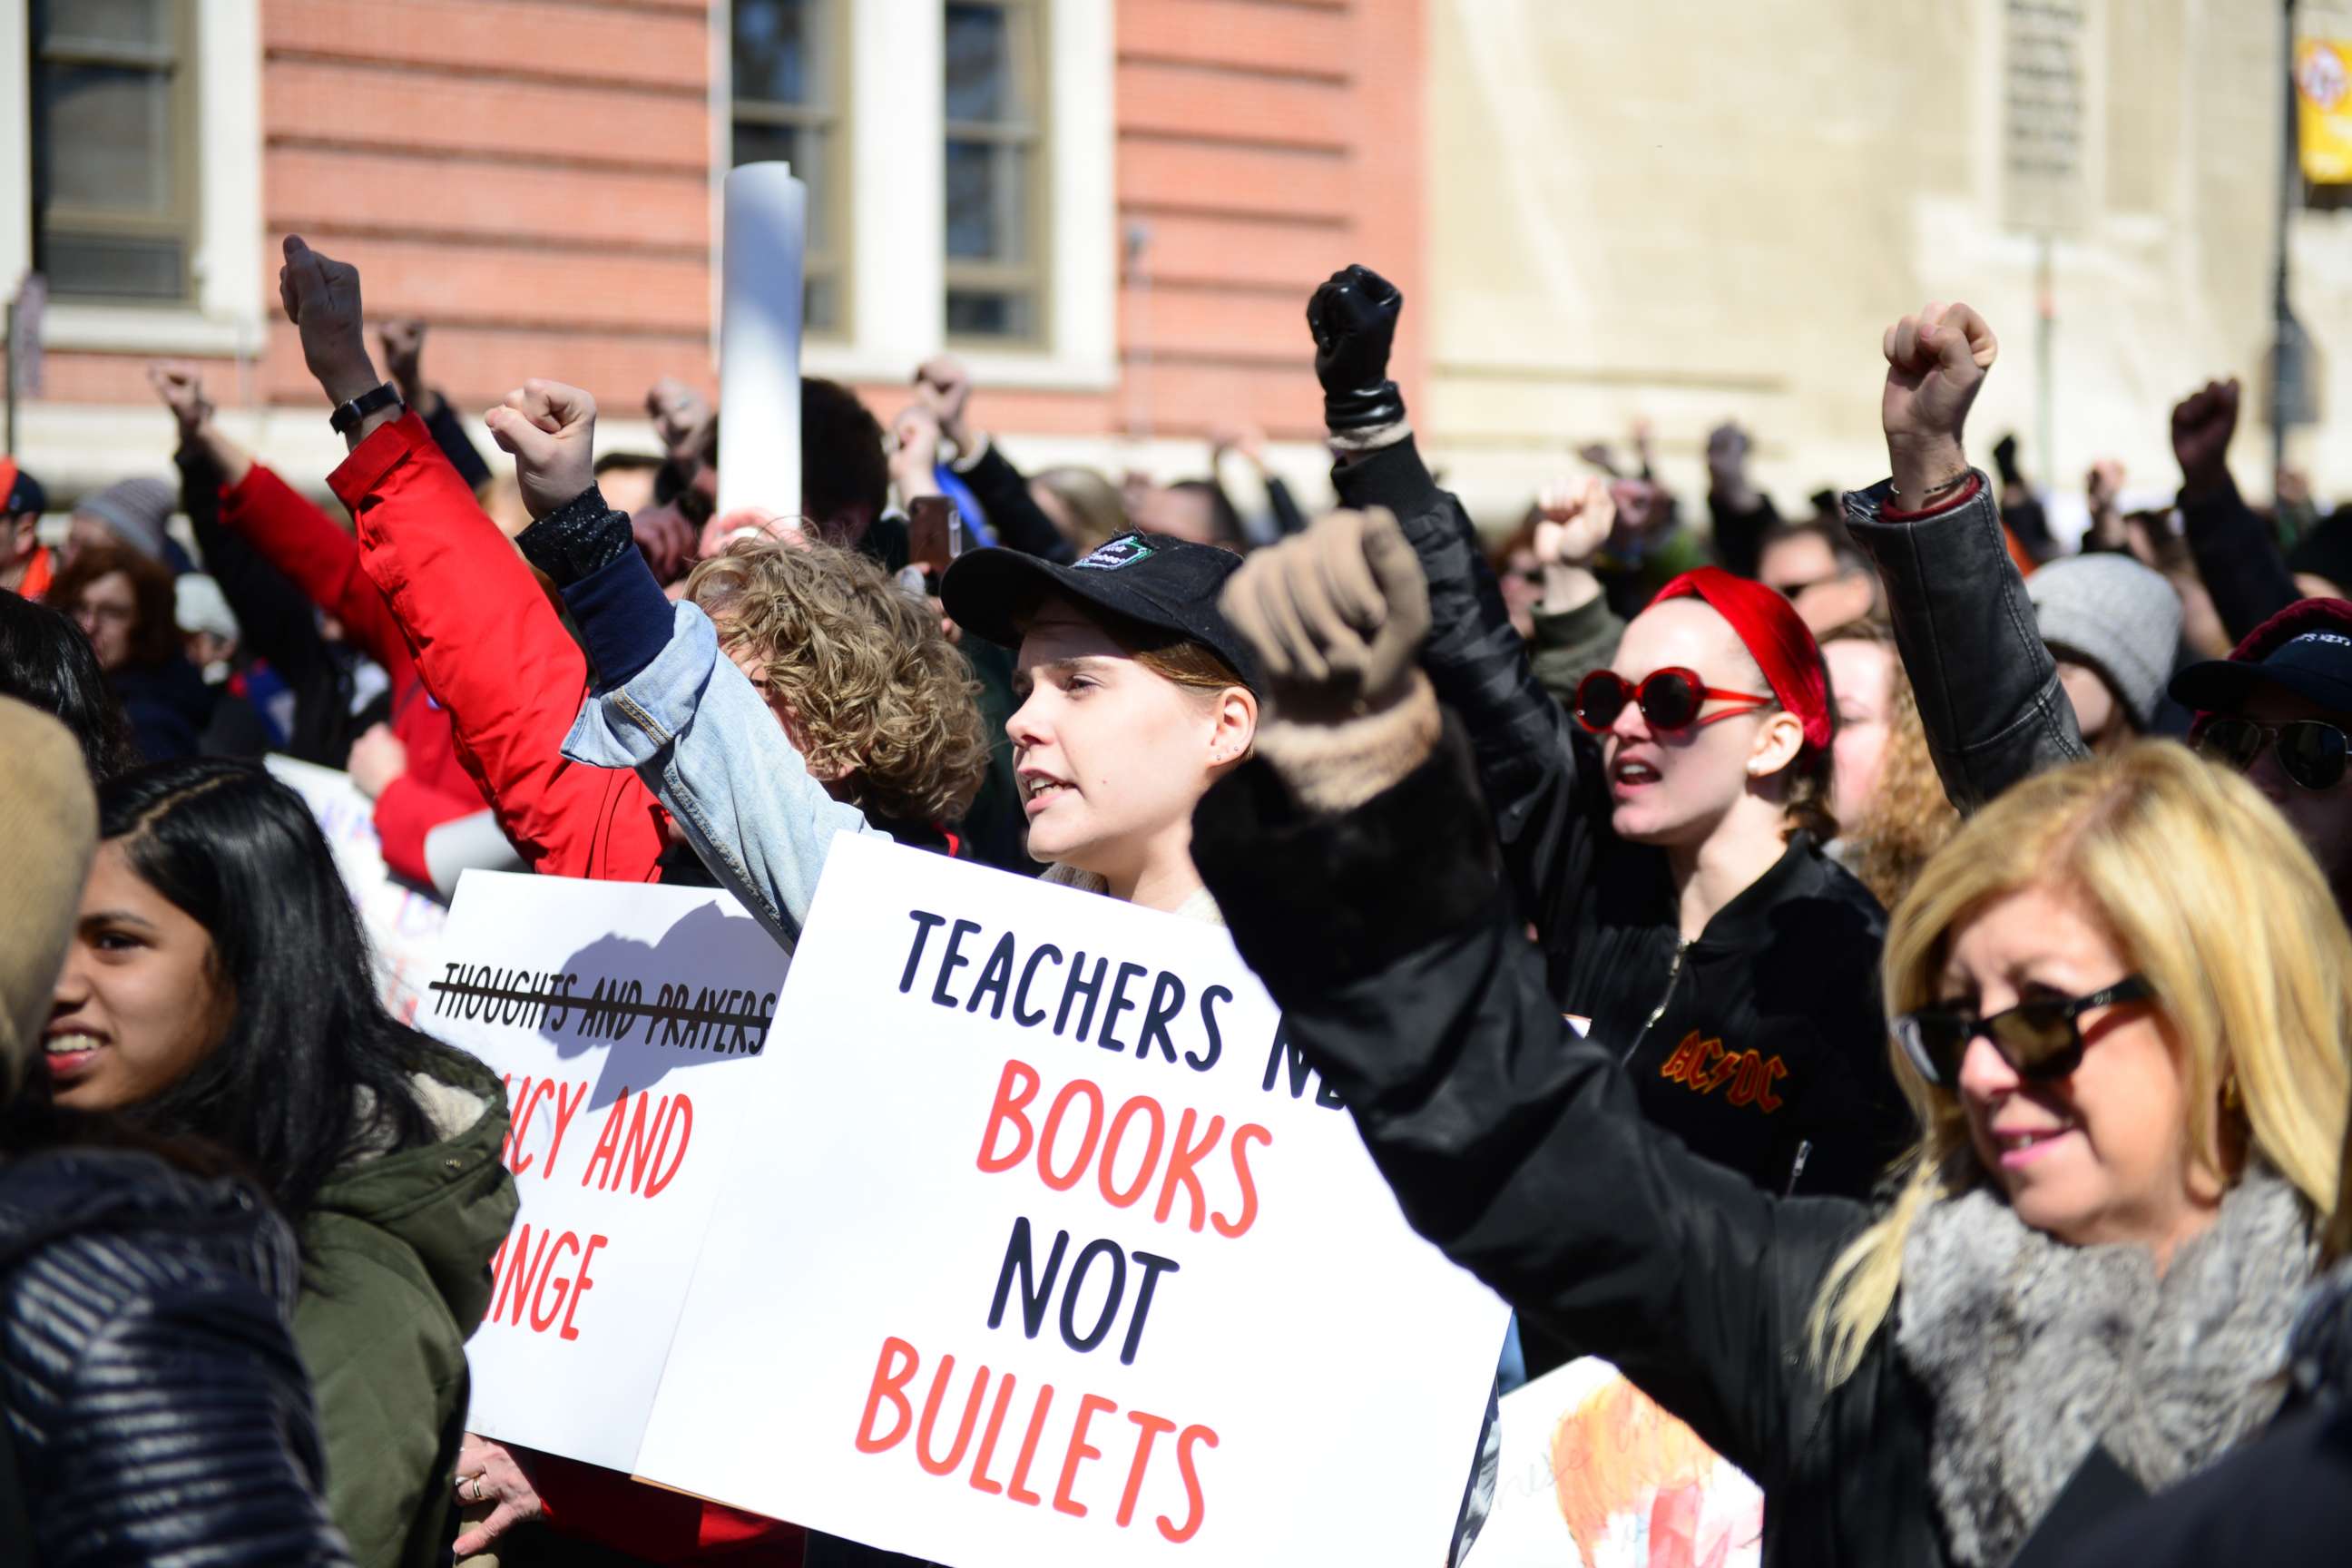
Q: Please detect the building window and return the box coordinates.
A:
[944,0,1044,343]
[732,0,845,335]
[28,0,196,303]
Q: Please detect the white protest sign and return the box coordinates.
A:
[422,870,790,1473]
[719,162,804,522]
[632,835,1509,1565]
[265,754,448,1026]
[1469,1359,1761,1568]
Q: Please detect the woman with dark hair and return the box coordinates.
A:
[0,592,139,780]
[44,758,516,1568]
[1,701,352,1566]
[49,539,220,760]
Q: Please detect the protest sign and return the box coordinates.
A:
[630,835,1509,1566]
[423,870,790,1472]
[265,754,447,1025]
[1469,1359,1762,1568]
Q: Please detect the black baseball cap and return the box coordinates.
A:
[940,531,1259,690]
[2171,627,2352,717]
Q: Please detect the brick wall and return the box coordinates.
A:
[256,0,716,413]
[23,0,1426,484]
[964,0,1426,445]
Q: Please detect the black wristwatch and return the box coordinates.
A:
[328,381,404,436]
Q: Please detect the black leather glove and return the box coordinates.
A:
[1308,264,1405,432]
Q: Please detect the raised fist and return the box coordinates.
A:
[1209,420,1267,467]
[890,403,944,492]
[278,236,378,407]
[1534,475,1615,573]
[2086,458,2126,514]
[646,377,712,464]
[1706,422,1750,482]
[1221,505,1429,725]
[485,379,599,524]
[2171,378,2239,493]
[1306,264,1405,431]
[147,361,211,444]
[377,320,426,405]
[913,355,975,452]
[1880,301,1997,497]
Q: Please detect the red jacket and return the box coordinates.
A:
[330,416,803,1566]
[328,416,675,884]
[220,459,488,884]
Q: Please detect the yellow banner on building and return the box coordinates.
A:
[2298,40,2352,183]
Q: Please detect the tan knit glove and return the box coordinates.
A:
[1220,506,1441,812]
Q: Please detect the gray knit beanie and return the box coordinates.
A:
[2027,554,2184,731]
[74,475,178,560]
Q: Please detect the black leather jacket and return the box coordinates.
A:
[1843,474,2088,815]
[0,1146,352,1567]
[1191,735,2152,1568]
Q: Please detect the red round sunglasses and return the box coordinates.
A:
[1573,667,1774,735]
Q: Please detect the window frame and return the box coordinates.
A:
[27,0,200,307]
[728,0,851,340]
[942,0,1049,348]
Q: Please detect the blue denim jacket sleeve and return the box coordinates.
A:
[560,601,887,949]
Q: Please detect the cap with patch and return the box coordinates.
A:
[939,531,1259,689]
[2171,627,2352,718]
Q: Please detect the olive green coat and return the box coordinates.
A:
[294,1048,515,1568]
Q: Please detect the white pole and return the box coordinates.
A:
[717,162,807,524]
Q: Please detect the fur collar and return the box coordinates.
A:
[1896,1167,2315,1567]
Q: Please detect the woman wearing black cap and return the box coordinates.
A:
[936,530,1259,916]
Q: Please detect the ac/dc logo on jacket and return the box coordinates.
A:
[1655,1031,1788,1112]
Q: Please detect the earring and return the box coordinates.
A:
[2223,1073,2243,1113]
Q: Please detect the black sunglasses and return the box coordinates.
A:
[1894,975,2152,1088]
[1573,667,1772,736]
[2196,717,2351,791]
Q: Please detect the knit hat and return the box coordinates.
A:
[173,573,240,643]
[74,475,178,561]
[2025,554,2183,732]
[0,699,98,1101]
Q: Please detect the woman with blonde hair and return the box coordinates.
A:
[1186,510,2352,1566]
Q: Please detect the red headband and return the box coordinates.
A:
[1648,567,1833,751]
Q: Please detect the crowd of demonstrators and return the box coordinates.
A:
[1189,441,2352,1568]
[1300,267,1905,1257]
[13,200,2352,1568]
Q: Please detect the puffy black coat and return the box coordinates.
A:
[1189,735,2149,1568]
[0,1145,352,1567]
[1336,438,1906,1206]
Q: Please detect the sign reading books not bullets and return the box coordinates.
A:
[434,838,1508,1565]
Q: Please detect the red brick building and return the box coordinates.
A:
[5,0,1425,498]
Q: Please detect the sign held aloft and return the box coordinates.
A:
[718,162,806,524]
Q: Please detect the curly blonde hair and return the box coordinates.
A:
[684,539,990,824]
[1824,622,1959,908]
